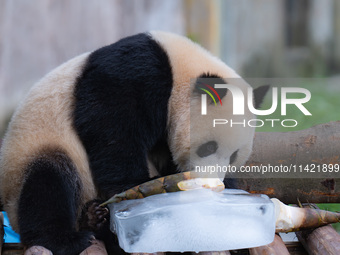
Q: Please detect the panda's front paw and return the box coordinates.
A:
[92,202,109,230]
[80,200,109,232]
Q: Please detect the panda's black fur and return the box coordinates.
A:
[17,33,178,255]
[0,31,268,255]
[73,33,174,198]
[18,149,91,254]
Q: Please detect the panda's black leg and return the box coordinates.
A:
[18,150,93,255]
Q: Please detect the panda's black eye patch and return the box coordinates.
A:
[193,74,228,104]
[229,150,239,164]
[196,141,218,158]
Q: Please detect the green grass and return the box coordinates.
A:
[317,204,340,232]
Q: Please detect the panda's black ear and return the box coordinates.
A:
[253,85,270,109]
[193,73,228,105]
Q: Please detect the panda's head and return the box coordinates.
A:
[151,31,268,176]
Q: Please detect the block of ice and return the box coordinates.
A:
[109,189,275,253]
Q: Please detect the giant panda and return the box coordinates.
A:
[0,31,267,255]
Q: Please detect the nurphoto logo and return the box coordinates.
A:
[198,83,223,115]
[200,84,312,128]
[201,84,311,116]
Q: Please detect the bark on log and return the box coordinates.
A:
[131,253,165,255]
[295,203,340,254]
[235,178,340,204]
[296,224,340,254]
[249,234,289,255]
[1,244,24,255]
[235,121,340,204]
[248,121,340,169]
[79,239,107,255]
[24,246,52,255]
[197,251,231,255]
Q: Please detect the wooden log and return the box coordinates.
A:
[131,253,165,255]
[235,178,340,204]
[295,203,340,254]
[235,121,340,204]
[24,246,52,255]
[197,251,231,255]
[296,225,340,255]
[284,241,308,255]
[79,239,107,255]
[2,243,24,255]
[248,121,340,168]
[249,234,289,255]
[131,252,229,255]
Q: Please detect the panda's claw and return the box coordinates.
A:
[95,207,108,215]
[80,200,110,232]
[96,218,107,230]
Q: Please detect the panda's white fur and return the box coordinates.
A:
[153,31,254,171]
[0,53,96,232]
[0,32,262,254]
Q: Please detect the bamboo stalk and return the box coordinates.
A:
[273,199,340,232]
[295,204,340,255]
[249,234,289,255]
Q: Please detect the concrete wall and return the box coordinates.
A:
[1,0,340,136]
[0,0,184,136]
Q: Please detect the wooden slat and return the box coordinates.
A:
[24,246,52,255]
[285,241,308,255]
[249,234,289,255]
[79,240,107,255]
[2,243,24,255]
[198,251,230,255]
[0,212,4,255]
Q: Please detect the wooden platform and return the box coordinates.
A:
[0,242,309,255]
[1,206,340,254]
[2,244,25,255]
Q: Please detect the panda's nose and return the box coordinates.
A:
[196,141,218,158]
[229,150,239,164]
